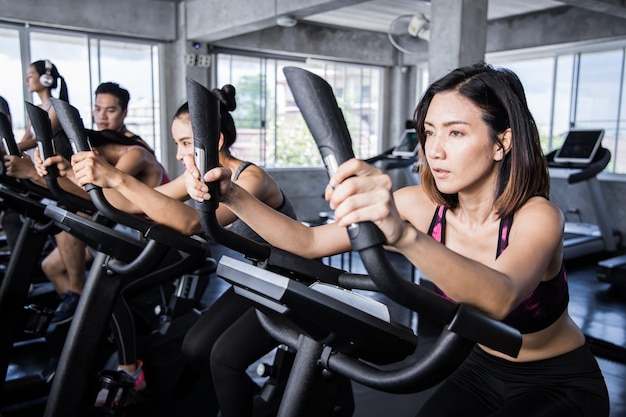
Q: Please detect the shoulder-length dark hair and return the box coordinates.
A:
[413,62,549,219]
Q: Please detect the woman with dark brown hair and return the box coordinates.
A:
[186,63,609,417]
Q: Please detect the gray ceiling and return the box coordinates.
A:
[302,0,564,34]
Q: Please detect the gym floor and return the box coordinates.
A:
[203,249,626,417]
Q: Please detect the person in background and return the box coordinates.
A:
[1,61,71,255]
[33,92,168,403]
[93,82,147,140]
[20,59,70,154]
[71,85,301,414]
[185,63,609,417]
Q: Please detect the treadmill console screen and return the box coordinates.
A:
[553,129,604,164]
[392,129,419,157]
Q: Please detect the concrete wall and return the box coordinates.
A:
[267,167,331,222]
[0,0,176,40]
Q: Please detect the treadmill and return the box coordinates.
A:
[365,127,420,192]
[546,129,620,260]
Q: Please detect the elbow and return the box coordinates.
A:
[489,307,513,322]
[181,219,203,237]
[487,293,521,322]
[177,223,198,237]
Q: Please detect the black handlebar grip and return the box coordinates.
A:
[25,102,59,178]
[186,77,221,213]
[283,66,354,175]
[283,66,385,250]
[0,111,20,157]
[51,98,97,191]
[50,98,91,152]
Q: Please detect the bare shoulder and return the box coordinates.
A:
[394,185,436,232]
[236,162,277,186]
[516,196,564,227]
[122,145,153,160]
[509,196,564,252]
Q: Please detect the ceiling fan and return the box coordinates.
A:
[387,13,430,55]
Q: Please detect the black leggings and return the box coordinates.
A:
[110,270,166,365]
[416,344,609,417]
[110,249,196,366]
[182,287,277,417]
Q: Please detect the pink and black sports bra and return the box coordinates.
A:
[427,205,569,334]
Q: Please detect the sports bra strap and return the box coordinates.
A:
[233,161,254,181]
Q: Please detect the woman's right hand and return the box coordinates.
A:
[71,150,123,189]
[183,153,233,202]
[326,158,407,247]
[34,149,72,178]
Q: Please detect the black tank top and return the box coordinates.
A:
[227,161,298,241]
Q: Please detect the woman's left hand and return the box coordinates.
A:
[325,158,406,246]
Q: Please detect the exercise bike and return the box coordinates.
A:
[0,109,72,415]
[23,99,216,417]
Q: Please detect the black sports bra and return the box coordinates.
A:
[427,206,569,334]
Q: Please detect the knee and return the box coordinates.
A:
[181,331,212,367]
[209,338,241,374]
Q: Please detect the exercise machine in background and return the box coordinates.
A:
[365,125,420,192]
[546,129,620,261]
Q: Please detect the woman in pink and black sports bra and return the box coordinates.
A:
[188,63,609,416]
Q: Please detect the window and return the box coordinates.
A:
[552,54,575,150]
[491,44,626,173]
[0,24,161,162]
[91,39,161,161]
[576,50,623,172]
[217,54,382,167]
[489,57,555,151]
[0,27,26,138]
[30,31,91,128]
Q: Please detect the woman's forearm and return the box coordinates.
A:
[224,183,350,258]
[115,174,201,235]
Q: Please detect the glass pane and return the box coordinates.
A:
[217,53,383,168]
[274,59,323,167]
[490,57,555,152]
[551,54,574,150]
[217,54,265,164]
[30,31,91,129]
[97,39,160,157]
[576,50,623,172]
[0,27,25,136]
[620,54,626,174]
